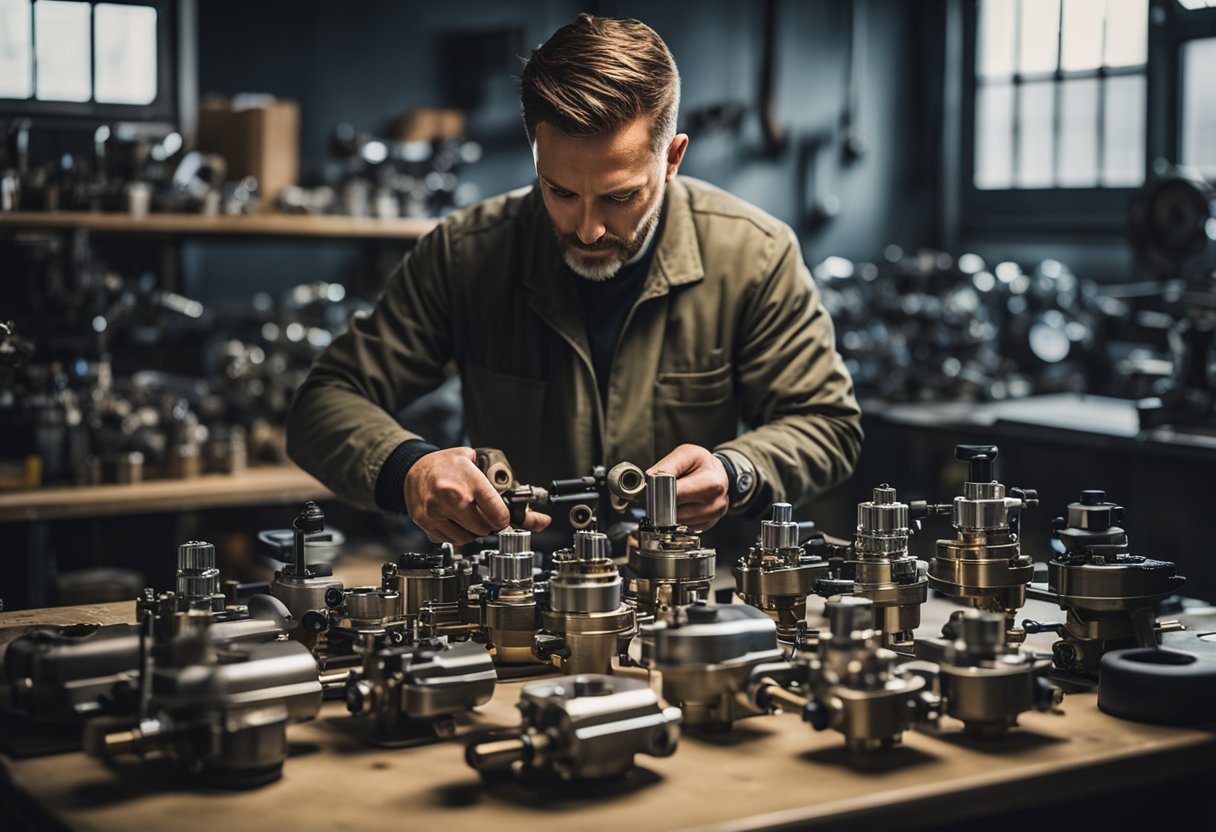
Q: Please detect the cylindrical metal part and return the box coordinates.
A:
[573,530,611,561]
[759,502,798,551]
[647,473,678,528]
[499,529,531,555]
[826,596,875,640]
[960,609,1004,651]
[467,737,529,770]
[177,540,216,572]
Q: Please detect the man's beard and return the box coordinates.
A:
[553,196,663,282]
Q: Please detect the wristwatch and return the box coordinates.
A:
[713,450,756,509]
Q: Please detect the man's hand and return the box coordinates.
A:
[405,447,551,545]
[647,444,729,531]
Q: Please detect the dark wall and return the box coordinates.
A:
[194,0,938,287]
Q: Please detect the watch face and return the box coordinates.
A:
[737,470,754,494]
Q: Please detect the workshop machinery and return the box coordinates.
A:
[465,674,681,780]
[82,590,322,787]
[1039,490,1185,677]
[264,501,345,647]
[927,445,1037,645]
[472,528,542,665]
[533,524,637,674]
[734,502,828,648]
[649,603,789,729]
[628,473,716,624]
[380,543,482,638]
[813,485,933,653]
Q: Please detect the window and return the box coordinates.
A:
[0,0,162,109]
[974,0,1148,190]
[1181,37,1216,178]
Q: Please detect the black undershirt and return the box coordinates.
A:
[572,212,663,406]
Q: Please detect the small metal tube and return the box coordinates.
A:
[648,473,678,528]
[467,737,528,770]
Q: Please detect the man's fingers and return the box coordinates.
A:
[467,460,512,530]
[675,469,725,504]
[522,509,552,532]
[646,443,702,477]
[429,518,477,546]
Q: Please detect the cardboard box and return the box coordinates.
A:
[196,95,299,207]
[395,108,465,143]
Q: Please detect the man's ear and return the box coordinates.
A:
[665,133,689,181]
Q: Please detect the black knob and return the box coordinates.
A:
[301,610,329,633]
[686,603,717,623]
[956,444,998,482]
[295,501,325,534]
[1080,490,1106,506]
[814,577,855,597]
[324,587,345,609]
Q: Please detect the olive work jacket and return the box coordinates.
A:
[285,176,863,516]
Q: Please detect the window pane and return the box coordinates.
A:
[1058,78,1099,186]
[1061,0,1104,71]
[1102,74,1145,186]
[979,0,1017,78]
[976,83,1015,189]
[94,4,157,105]
[34,0,91,102]
[1019,0,1061,75]
[1017,80,1055,188]
[0,0,33,98]
[1182,38,1216,180]
[1103,0,1147,67]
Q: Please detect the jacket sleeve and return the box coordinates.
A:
[715,226,863,512]
[285,224,455,511]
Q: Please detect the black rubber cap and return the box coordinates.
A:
[1098,648,1216,726]
[1080,490,1106,506]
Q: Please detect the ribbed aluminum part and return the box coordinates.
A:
[963,481,1004,500]
[345,587,399,624]
[177,541,216,571]
[573,530,611,561]
[758,502,798,551]
[176,572,219,599]
[647,473,678,528]
[952,498,1011,531]
[487,551,533,585]
[499,528,532,555]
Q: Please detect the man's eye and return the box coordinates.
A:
[550,187,575,199]
[604,192,637,204]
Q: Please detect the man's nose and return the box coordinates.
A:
[576,202,605,245]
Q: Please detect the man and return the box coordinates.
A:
[286,14,862,545]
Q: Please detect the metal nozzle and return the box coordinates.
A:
[647,473,678,528]
[606,462,646,500]
[760,502,798,551]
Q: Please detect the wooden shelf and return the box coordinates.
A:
[0,210,438,239]
[0,465,334,523]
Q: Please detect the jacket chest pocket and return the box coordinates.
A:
[463,361,547,469]
[653,362,737,459]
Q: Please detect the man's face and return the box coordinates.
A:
[534,117,688,281]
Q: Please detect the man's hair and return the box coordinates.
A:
[520,14,681,155]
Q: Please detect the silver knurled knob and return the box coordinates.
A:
[499,528,532,555]
[177,541,215,571]
[573,529,611,560]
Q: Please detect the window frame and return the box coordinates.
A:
[959,0,1161,235]
[0,0,177,123]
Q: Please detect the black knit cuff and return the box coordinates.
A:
[374,439,440,513]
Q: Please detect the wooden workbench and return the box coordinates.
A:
[0,466,332,523]
[2,594,1213,831]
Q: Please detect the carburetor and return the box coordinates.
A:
[628,473,715,623]
[265,501,344,642]
[472,528,541,665]
[927,445,1037,644]
[751,596,934,753]
[649,603,788,729]
[83,591,322,788]
[465,674,681,780]
[5,540,290,724]
[814,485,932,653]
[923,610,1063,738]
[344,634,496,737]
[734,503,828,647]
[534,525,637,674]
[380,543,481,638]
[1043,490,1185,677]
